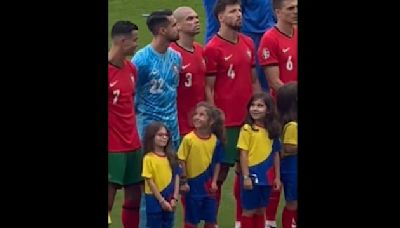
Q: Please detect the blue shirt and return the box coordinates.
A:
[132,44,182,149]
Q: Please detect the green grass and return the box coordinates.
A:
[109,0,286,227]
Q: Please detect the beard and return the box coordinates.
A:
[227,23,241,31]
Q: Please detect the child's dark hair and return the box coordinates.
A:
[276,82,297,125]
[195,102,227,145]
[245,92,281,139]
[142,121,178,169]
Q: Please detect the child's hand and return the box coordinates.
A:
[170,198,177,210]
[243,177,253,190]
[160,199,173,212]
[273,177,281,191]
[180,183,190,193]
[210,181,218,193]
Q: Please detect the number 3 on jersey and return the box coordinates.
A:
[150,79,164,94]
[184,73,192,87]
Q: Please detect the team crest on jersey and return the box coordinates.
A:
[262,48,270,60]
[173,64,179,75]
[202,58,206,67]
[246,49,251,59]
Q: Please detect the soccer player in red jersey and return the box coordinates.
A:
[108,21,142,228]
[170,7,206,137]
[258,0,298,96]
[203,0,262,219]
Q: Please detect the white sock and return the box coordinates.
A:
[235,221,241,228]
[266,220,277,227]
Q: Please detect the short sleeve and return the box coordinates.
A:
[237,124,252,152]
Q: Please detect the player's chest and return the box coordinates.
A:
[108,69,135,94]
[218,44,252,67]
[180,52,206,75]
[147,57,180,83]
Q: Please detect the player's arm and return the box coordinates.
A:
[205,76,216,105]
[203,45,219,105]
[251,67,262,94]
[240,149,253,190]
[265,65,284,91]
[146,178,172,211]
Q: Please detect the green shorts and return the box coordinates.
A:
[108,149,143,186]
[222,127,241,166]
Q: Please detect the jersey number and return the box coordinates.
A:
[112,89,120,105]
[184,73,192,87]
[227,64,235,79]
[150,79,164,94]
[286,56,293,71]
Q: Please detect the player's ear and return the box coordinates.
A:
[217,12,224,23]
[159,26,167,35]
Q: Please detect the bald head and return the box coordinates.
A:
[173,7,194,22]
[173,6,200,36]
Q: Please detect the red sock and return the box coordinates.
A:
[204,223,216,228]
[265,189,281,221]
[122,199,140,228]
[233,174,242,221]
[241,216,253,228]
[253,214,265,228]
[293,209,298,226]
[184,223,197,228]
[282,207,296,228]
[181,196,186,222]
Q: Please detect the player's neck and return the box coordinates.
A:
[108,47,124,67]
[151,37,171,54]
[218,26,239,43]
[176,34,195,52]
[276,22,294,37]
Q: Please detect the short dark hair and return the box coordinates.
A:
[273,0,286,10]
[146,10,173,35]
[213,0,241,20]
[111,21,138,39]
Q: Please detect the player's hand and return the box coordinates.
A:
[180,183,190,193]
[210,181,218,193]
[170,199,177,210]
[243,178,253,190]
[273,177,281,191]
[160,199,173,212]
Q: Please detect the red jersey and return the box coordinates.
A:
[204,34,256,127]
[108,60,141,152]
[258,26,298,95]
[170,42,206,136]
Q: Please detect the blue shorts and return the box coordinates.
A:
[240,184,272,210]
[146,211,174,228]
[281,172,297,201]
[185,196,217,224]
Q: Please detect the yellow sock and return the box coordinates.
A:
[108,213,112,225]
